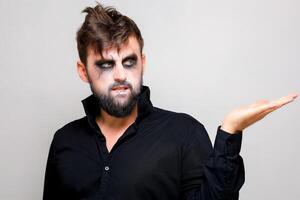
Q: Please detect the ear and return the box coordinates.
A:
[77,60,89,83]
[141,53,146,75]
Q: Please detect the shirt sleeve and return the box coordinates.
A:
[43,132,60,200]
[181,122,245,200]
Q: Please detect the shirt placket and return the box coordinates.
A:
[94,123,138,199]
[92,132,110,199]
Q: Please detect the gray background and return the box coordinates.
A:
[0,0,299,199]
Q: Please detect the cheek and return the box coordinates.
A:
[93,68,104,80]
[88,69,112,90]
[127,69,143,85]
[90,67,113,81]
[95,71,113,85]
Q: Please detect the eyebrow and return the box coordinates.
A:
[94,53,138,66]
[122,53,138,62]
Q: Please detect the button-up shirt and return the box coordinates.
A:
[43,85,245,200]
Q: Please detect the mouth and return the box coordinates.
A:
[111,85,131,96]
[112,85,130,91]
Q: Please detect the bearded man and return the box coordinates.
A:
[43,3,298,200]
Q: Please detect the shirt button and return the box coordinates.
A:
[104,166,110,171]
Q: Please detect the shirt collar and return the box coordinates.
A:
[81,85,154,130]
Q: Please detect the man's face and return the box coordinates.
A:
[83,36,145,118]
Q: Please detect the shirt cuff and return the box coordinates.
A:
[214,125,243,156]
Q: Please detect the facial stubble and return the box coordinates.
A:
[89,78,143,118]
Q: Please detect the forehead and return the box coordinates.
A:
[87,36,141,60]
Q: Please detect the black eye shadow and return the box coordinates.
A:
[93,53,138,69]
[122,53,138,63]
[94,60,115,70]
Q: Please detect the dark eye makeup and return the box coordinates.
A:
[122,56,137,68]
[95,60,114,69]
[94,53,138,70]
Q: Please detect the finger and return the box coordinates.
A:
[252,93,297,114]
[252,94,298,121]
[288,92,298,100]
[245,106,278,128]
[269,94,297,107]
[250,104,282,125]
[249,99,269,108]
[257,107,277,119]
[249,93,297,109]
[241,93,298,129]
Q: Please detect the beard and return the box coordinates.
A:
[90,78,143,118]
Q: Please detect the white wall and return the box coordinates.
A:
[0,0,299,199]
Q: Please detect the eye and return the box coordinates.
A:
[98,62,113,69]
[123,59,136,68]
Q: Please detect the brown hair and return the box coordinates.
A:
[76,2,144,66]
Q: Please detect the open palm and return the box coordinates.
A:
[221,92,298,134]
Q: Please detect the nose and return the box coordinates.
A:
[113,64,127,82]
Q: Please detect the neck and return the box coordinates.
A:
[97,104,138,129]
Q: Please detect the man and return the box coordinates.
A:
[43,2,298,200]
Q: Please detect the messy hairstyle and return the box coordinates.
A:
[76,2,144,66]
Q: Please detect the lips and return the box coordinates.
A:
[112,85,130,91]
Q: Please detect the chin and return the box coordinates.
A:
[111,94,127,101]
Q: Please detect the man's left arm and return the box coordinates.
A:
[181,92,297,199]
[181,122,244,200]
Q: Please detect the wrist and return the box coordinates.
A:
[220,125,239,134]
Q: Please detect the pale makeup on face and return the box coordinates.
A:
[84,36,145,106]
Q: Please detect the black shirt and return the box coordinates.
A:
[43,85,245,200]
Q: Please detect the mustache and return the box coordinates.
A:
[109,81,133,90]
